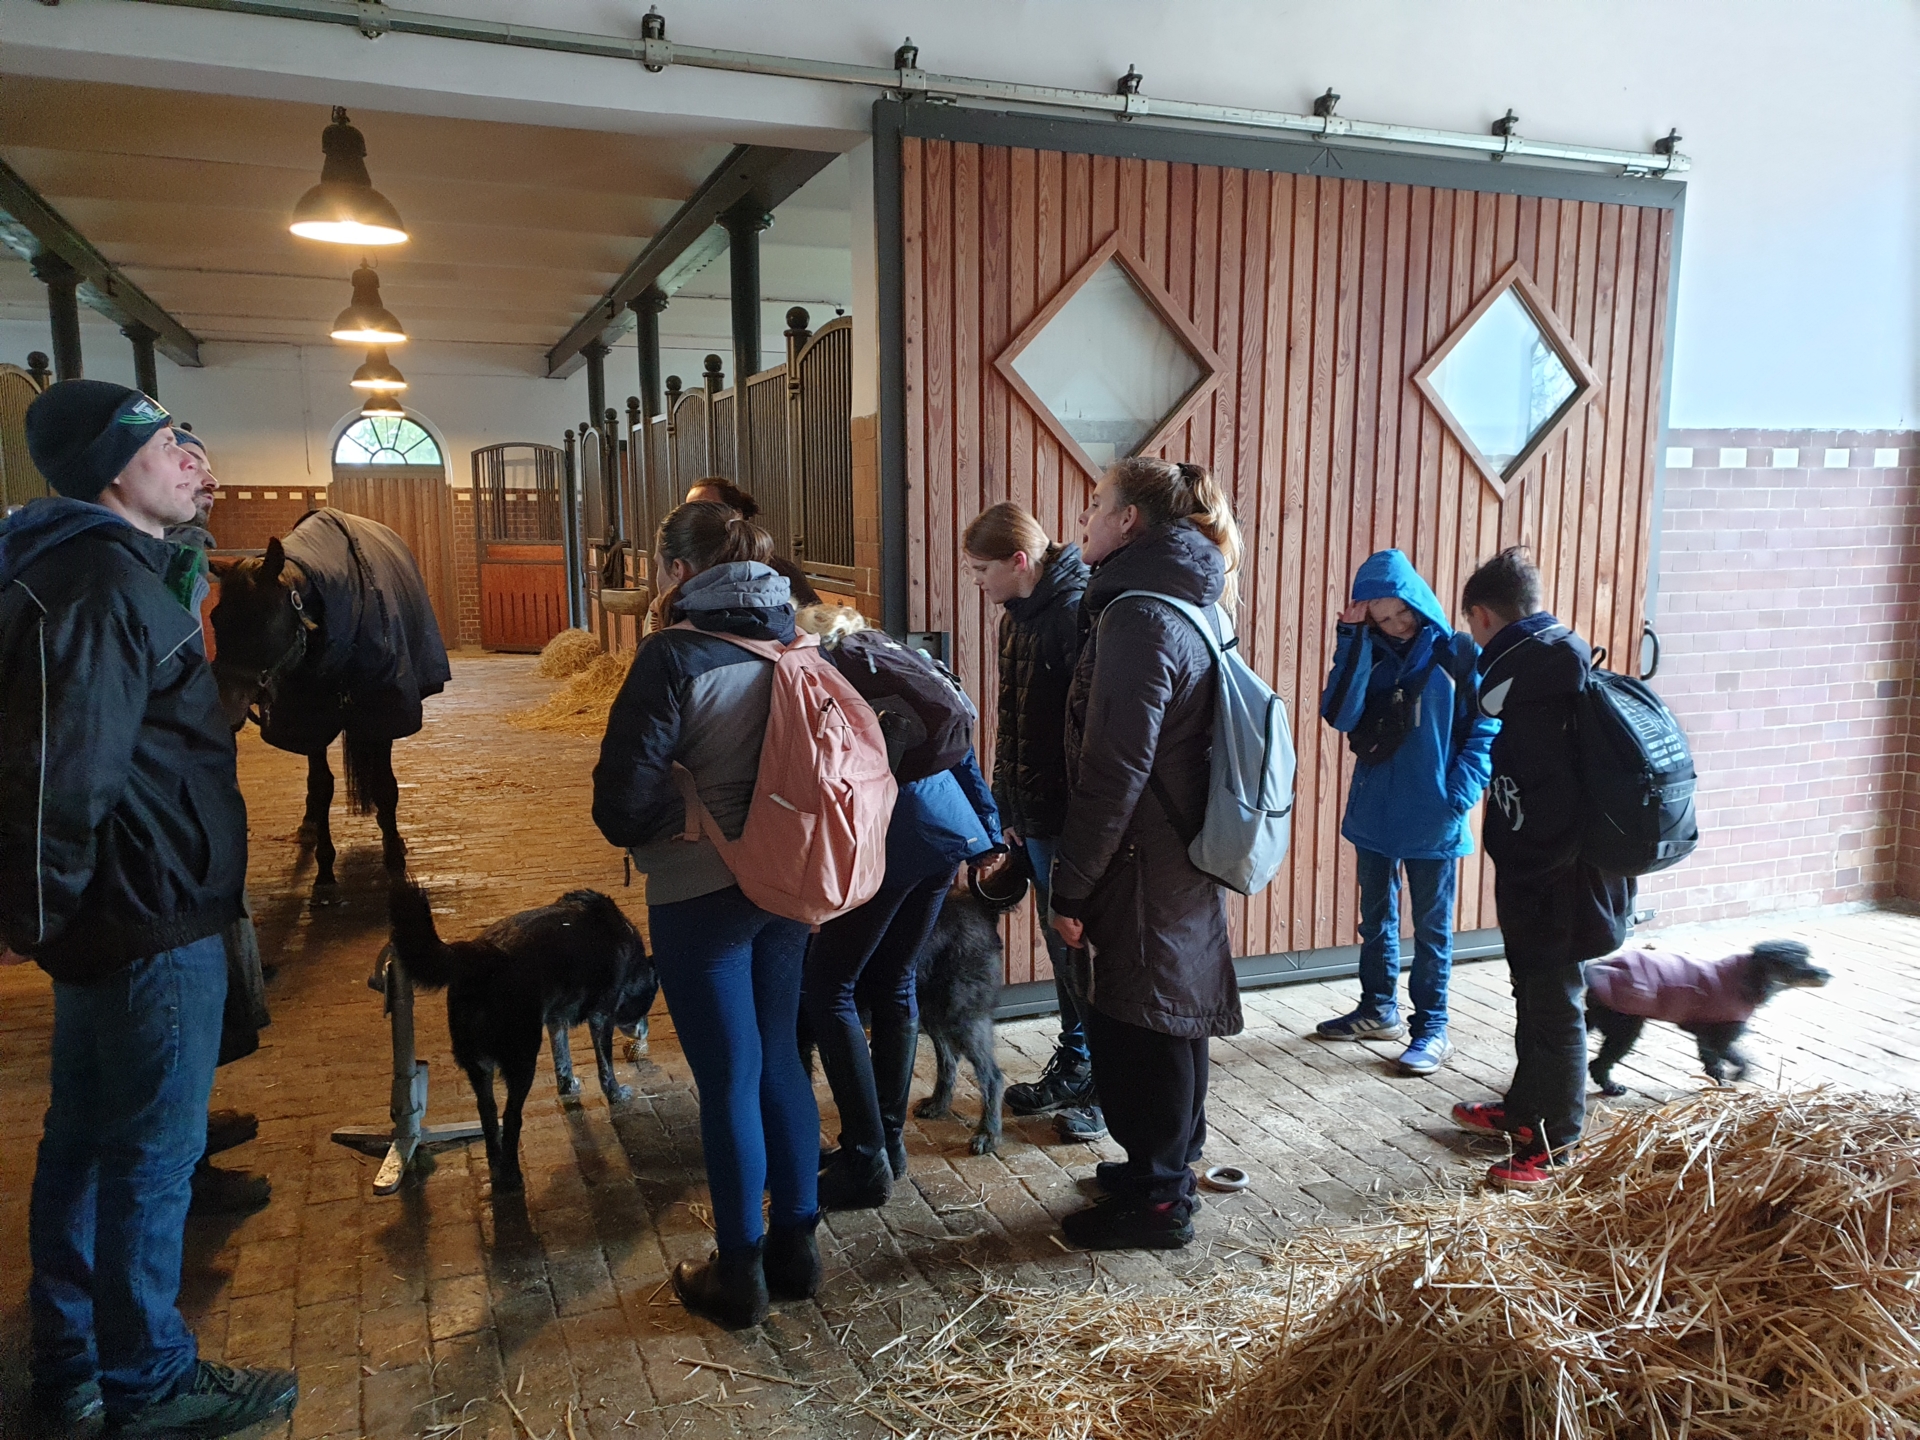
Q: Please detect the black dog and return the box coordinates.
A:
[801,889,1007,1157]
[388,883,657,1191]
[1586,939,1830,1097]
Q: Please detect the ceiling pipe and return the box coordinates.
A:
[126,0,1689,176]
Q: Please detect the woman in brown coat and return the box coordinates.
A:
[1048,456,1244,1251]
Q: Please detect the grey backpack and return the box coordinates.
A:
[1109,591,1296,895]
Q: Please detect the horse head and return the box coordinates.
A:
[210,535,314,729]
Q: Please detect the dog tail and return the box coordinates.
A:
[387,881,462,990]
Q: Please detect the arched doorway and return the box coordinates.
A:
[330,411,458,643]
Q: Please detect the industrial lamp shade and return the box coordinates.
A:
[350,346,407,392]
[290,107,409,246]
[359,393,407,418]
[331,264,407,344]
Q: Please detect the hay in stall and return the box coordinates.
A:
[866,1089,1920,1440]
[510,651,632,735]
[535,627,603,679]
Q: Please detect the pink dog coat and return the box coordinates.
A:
[1584,946,1757,1027]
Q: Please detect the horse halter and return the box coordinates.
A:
[218,584,315,727]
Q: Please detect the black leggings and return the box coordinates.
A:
[1081,1006,1207,1204]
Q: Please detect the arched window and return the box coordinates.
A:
[333,415,443,467]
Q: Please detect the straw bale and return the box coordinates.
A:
[536,628,603,679]
[510,651,632,734]
[867,1089,1920,1440]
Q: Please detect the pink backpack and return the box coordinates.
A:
[673,627,896,925]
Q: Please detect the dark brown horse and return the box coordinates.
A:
[211,509,450,888]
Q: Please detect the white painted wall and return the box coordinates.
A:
[6,0,1916,429]
[0,317,589,489]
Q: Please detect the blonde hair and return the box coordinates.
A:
[1108,457,1243,609]
[963,502,1051,563]
[794,602,868,640]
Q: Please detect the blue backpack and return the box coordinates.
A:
[1109,592,1296,895]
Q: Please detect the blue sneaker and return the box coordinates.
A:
[1315,1008,1407,1041]
[1397,1033,1454,1075]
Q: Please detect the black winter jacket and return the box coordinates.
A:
[0,501,247,983]
[1477,612,1633,961]
[1051,522,1239,1039]
[992,543,1088,839]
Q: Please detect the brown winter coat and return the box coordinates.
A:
[1049,521,1240,1040]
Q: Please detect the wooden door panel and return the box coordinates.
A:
[901,135,1675,984]
[479,548,567,652]
[328,472,458,645]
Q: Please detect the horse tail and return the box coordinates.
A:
[342,734,385,816]
[387,881,462,990]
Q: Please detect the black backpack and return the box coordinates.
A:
[1574,658,1699,877]
[822,630,976,783]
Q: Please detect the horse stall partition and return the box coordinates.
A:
[328,470,460,645]
[0,363,50,510]
[472,442,568,652]
[879,102,1681,988]
[738,365,797,556]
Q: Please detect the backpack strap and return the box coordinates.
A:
[668,618,815,664]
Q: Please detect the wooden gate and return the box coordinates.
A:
[327,469,459,644]
[0,364,50,510]
[880,103,1682,986]
[472,442,567,652]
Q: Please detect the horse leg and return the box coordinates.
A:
[305,751,337,887]
[349,735,407,874]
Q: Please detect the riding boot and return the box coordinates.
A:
[871,1017,920,1181]
[810,1006,890,1200]
[672,1239,769,1329]
[764,1212,824,1300]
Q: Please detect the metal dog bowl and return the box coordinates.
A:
[969,846,1033,913]
[1201,1165,1251,1193]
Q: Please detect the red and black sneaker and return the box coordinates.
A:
[1450,1100,1507,1134]
[1486,1127,1574,1190]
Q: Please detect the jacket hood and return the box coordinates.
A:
[0,496,142,590]
[1008,542,1089,623]
[1085,520,1224,613]
[1478,611,1588,716]
[1351,549,1449,633]
[673,560,797,642]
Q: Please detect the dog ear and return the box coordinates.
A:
[261,536,286,585]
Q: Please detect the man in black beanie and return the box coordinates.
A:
[0,380,297,1439]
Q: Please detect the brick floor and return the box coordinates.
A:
[2,652,1914,1439]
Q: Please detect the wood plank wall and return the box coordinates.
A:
[900,138,1675,986]
[328,472,460,646]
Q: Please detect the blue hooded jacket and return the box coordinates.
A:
[1320,549,1498,860]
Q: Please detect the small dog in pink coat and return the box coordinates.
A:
[1585,940,1830,1096]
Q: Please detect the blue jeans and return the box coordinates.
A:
[647,886,817,1251]
[1023,836,1087,1060]
[30,935,227,1414]
[1354,849,1456,1040]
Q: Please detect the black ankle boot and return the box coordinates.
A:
[818,1148,891,1211]
[872,1019,919,1183]
[764,1212,823,1300]
[672,1240,769,1328]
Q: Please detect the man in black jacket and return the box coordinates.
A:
[0,381,297,1439]
[1452,548,1634,1189]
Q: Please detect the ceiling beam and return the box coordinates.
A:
[0,157,203,368]
[546,144,834,379]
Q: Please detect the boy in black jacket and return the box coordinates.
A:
[1452,549,1634,1189]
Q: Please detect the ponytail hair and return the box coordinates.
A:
[1107,457,1243,609]
[963,502,1052,563]
[656,500,772,575]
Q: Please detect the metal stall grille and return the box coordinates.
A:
[791,318,855,567]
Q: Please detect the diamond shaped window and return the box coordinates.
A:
[1415,264,1597,496]
[995,237,1222,481]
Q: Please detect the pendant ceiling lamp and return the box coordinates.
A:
[359,393,407,418]
[350,347,407,392]
[290,107,409,246]
[331,262,407,344]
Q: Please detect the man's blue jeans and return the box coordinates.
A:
[647,886,818,1252]
[29,935,227,1414]
[1022,836,1087,1061]
[1354,849,1456,1040]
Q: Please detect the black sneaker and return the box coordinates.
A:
[28,1379,103,1439]
[201,1110,258,1158]
[817,1149,891,1211]
[1053,1104,1107,1142]
[1060,1195,1194,1251]
[1092,1161,1202,1211]
[189,1161,271,1217]
[114,1362,297,1439]
[1005,1048,1093,1116]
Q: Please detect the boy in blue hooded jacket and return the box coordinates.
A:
[1316,550,1498,1074]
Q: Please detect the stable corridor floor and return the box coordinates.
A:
[2,652,1911,1440]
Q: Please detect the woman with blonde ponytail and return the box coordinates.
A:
[1046,457,1243,1252]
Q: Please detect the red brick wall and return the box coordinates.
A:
[1640,430,1919,925]
[450,490,481,649]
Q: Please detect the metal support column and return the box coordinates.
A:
[583,340,610,434]
[721,204,771,391]
[123,322,159,400]
[32,252,81,382]
[629,288,667,418]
